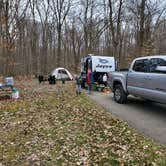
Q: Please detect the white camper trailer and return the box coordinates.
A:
[81,54,116,86]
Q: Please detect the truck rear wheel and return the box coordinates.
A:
[114,84,127,104]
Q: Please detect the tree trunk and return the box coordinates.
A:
[57,26,62,67]
[138,0,146,49]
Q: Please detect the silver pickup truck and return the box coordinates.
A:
[107,55,166,104]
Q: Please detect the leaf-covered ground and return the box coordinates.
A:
[0,79,166,165]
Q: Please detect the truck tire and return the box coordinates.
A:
[114,84,127,104]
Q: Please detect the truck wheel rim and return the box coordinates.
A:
[115,89,121,100]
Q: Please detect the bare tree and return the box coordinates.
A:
[0,0,166,75]
[50,0,72,67]
[0,0,29,75]
[108,0,123,65]
[36,0,52,74]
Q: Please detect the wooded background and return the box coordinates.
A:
[0,0,166,76]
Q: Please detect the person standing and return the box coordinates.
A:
[75,75,82,96]
[102,73,107,87]
[86,69,94,94]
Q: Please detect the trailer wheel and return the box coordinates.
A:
[114,84,127,104]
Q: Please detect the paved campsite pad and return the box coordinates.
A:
[88,92,166,145]
[0,79,166,165]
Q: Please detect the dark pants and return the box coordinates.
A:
[103,81,107,87]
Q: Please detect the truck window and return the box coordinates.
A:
[149,58,166,73]
[133,59,149,72]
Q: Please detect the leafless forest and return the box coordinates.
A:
[0,0,166,75]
